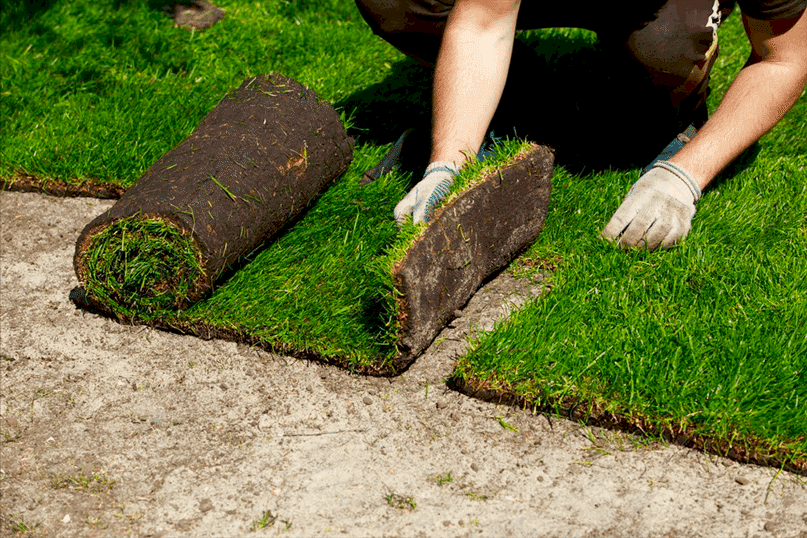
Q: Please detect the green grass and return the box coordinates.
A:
[454,18,807,471]
[2,0,805,469]
[76,137,532,372]
[179,146,409,369]
[82,216,205,319]
[0,0,399,188]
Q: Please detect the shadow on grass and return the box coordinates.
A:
[337,59,434,146]
[706,141,762,194]
[0,0,61,28]
[337,32,761,180]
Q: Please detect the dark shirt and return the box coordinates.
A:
[737,0,807,19]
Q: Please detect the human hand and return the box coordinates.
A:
[394,161,459,226]
[601,160,702,251]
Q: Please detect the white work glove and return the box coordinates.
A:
[601,160,702,251]
[394,161,459,226]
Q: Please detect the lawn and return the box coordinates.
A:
[2,0,805,470]
[451,18,807,472]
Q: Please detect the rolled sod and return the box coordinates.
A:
[391,144,554,367]
[74,73,354,319]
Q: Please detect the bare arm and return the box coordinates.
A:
[430,0,521,167]
[669,8,807,190]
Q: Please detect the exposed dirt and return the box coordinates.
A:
[164,1,225,31]
[2,190,806,538]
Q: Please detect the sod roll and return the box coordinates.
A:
[391,144,554,368]
[74,73,354,318]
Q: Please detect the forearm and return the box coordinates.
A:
[430,0,520,167]
[669,59,807,190]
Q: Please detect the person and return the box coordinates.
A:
[355,0,807,250]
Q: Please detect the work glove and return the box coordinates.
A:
[601,160,701,251]
[394,161,459,226]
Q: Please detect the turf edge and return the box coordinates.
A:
[447,369,807,475]
[2,174,125,199]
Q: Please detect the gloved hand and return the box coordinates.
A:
[394,161,459,226]
[601,160,702,251]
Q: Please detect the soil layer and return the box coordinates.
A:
[2,174,125,199]
[392,144,553,369]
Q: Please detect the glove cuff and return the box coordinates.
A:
[654,160,702,203]
[424,161,460,178]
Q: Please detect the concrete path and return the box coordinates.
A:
[1,191,805,537]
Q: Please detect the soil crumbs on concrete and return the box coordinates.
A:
[1,190,806,537]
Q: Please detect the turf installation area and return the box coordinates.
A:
[451,150,807,472]
[72,135,551,373]
[2,0,805,471]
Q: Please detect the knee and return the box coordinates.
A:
[625,0,725,96]
[627,26,717,91]
[625,10,722,115]
[354,0,449,64]
[354,0,418,38]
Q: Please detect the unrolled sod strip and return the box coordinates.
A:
[74,73,354,319]
[390,144,554,370]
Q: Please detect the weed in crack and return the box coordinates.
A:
[251,510,277,531]
[461,482,491,501]
[49,469,115,493]
[1,513,39,534]
[429,471,454,487]
[385,492,417,511]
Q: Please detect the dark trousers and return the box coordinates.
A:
[355,0,737,152]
